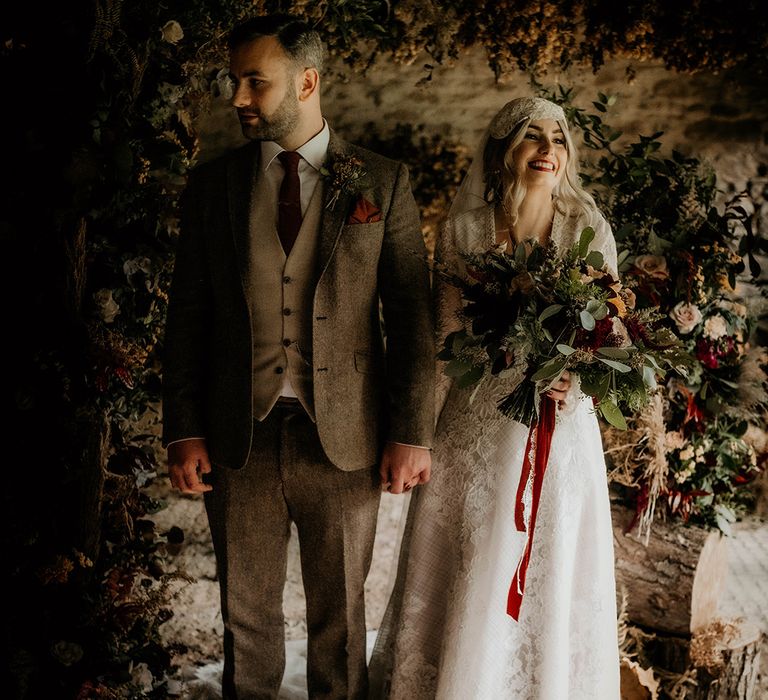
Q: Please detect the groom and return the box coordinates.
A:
[162,13,435,699]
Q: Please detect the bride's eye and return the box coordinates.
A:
[525,132,539,140]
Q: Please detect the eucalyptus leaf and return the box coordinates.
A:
[556,344,576,356]
[580,310,596,330]
[456,364,485,388]
[445,359,471,377]
[538,304,563,323]
[597,347,630,359]
[577,227,596,257]
[585,250,604,270]
[531,355,568,382]
[599,401,627,430]
[598,357,632,372]
[586,300,609,320]
[643,353,662,371]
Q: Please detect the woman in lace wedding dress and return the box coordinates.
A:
[368,97,621,699]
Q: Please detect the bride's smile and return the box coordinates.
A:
[510,118,568,188]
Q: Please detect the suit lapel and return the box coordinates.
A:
[317,131,355,278]
[227,141,260,303]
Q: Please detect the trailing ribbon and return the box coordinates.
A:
[507,396,557,620]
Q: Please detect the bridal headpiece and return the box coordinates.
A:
[489,97,566,139]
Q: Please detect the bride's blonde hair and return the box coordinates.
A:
[482,116,599,228]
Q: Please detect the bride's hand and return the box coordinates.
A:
[546,370,571,408]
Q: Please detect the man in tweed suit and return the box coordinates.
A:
[162,14,434,699]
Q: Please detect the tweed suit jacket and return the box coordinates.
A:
[162,130,435,470]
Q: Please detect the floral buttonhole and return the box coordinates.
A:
[321,154,371,212]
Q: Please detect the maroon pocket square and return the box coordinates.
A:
[347,197,382,224]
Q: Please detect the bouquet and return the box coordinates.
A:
[437,227,690,429]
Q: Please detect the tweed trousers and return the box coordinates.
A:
[204,402,381,699]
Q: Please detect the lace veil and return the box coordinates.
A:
[448,97,567,221]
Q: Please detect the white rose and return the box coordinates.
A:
[123,256,152,279]
[94,289,120,324]
[679,446,695,461]
[669,302,703,335]
[160,20,184,44]
[704,315,728,340]
[717,299,747,317]
[214,67,234,101]
[665,431,686,451]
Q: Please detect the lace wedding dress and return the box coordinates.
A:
[369,204,621,700]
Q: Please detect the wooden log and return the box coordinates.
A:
[611,502,729,635]
[688,622,763,700]
[78,413,110,561]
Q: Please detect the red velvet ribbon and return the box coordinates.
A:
[507,396,557,620]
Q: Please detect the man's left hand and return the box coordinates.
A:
[379,442,431,494]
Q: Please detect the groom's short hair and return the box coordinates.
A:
[228,14,325,73]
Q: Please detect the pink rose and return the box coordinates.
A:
[670,301,702,335]
[634,254,669,279]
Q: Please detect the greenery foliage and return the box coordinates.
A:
[550,87,768,532]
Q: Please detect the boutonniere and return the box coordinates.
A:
[320,154,370,211]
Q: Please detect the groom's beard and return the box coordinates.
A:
[238,86,301,142]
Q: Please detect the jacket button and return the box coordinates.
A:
[283,276,292,284]
[283,308,291,316]
[282,338,291,347]
[275,367,284,374]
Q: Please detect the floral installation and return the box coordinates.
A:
[320,154,370,211]
[436,227,689,429]
[557,88,768,534]
[7,0,766,692]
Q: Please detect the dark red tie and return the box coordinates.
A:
[277,150,302,256]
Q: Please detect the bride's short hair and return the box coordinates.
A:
[482,116,599,228]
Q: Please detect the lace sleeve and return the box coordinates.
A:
[433,216,464,421]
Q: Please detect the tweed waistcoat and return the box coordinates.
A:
[249,164,324,421]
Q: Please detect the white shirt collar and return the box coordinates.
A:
[261,119,330,172]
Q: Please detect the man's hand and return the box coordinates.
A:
[168,439,212,494]
[379,442,431,494]
[546,369,572,408]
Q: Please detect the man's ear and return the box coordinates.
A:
[298,67,320,101]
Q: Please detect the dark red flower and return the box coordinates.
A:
[695,338,720,369]
[575,316,613,351]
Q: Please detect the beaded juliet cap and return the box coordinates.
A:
[488,97,567,139]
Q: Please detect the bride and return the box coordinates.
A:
[368,97,621,699]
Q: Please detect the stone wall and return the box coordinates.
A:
[198,48,768,195]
